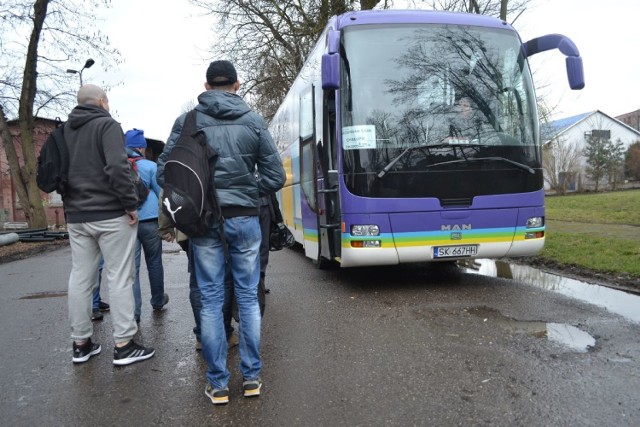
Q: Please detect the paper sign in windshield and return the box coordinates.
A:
[343,125,376,150]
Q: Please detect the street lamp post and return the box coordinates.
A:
[66,58,95,87]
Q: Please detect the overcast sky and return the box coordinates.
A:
[86,0,640,141]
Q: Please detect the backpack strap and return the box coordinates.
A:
[56,123,70,195]
[128,156,144,172]
[184,108,229,261]
[182,109,199,136]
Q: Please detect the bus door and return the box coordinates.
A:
[300,85,340,267]
[316,89,341,267]
[299,87,320,261]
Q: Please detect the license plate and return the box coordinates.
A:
[433,245,478,258]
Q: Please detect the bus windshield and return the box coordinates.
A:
[339,24,542,200]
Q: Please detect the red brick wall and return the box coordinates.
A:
[0,118,64,227]
[1,119,165,228]
[616,109,640,132]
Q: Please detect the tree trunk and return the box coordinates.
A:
[500,0,508,20]
[5,0,51,228]
[360,0,382,10]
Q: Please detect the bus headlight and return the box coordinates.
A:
[351,224,380,236]
[526,217,544,228]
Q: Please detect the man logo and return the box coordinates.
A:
[441,224,471,231]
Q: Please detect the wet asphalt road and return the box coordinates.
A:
[1,242,639,426]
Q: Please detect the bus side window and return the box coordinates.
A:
[323,91,338,172]
[300,87,317,211]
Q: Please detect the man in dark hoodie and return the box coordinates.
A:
[157,61,286,405]
[64,84,155,366]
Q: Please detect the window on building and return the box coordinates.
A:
[586,129,611,140]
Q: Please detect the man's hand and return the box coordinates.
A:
[126,209,139,225]
[160,230,175,243]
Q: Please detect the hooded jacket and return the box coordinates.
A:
[126,147,161,221]
[63,104,138,223]
[157,90,285,217]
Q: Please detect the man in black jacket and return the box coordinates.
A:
[65,84,154,366]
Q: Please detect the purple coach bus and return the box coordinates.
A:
[270,9,584,268]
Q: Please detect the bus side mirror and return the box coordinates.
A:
[322,54,340,90]
[523,33,585,90]
[565,56,584,90]
[327,30,340,54]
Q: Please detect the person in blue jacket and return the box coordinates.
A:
[125,129,169,322]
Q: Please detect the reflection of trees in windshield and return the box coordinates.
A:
[380,26,530,149]
[340,24,541,192]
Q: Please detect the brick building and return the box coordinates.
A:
[1,117,164,227]
[616,109,640,132]
[1,118,62,226]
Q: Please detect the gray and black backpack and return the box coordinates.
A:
[161,110,222,237]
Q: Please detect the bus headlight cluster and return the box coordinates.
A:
[525,217,544,239]
[526,217,544,228]
[351,240,381,248]
[350,224,380,236]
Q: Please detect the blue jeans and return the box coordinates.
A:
[133,220,165,320]
[192,216,262,389]
[188,242,234,342]
[92,258,104,310]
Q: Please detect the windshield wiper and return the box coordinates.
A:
[376,142,482,178]
[424,157,535,174]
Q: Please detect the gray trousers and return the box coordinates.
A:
[68,215,138,344]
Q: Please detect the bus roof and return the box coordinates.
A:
[334,9,512,32]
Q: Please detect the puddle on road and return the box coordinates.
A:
[467,306,596,353]
[459,259,640,325]
[545,323,596,352]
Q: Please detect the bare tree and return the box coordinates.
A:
[417,0,531,22]
[191,1,532,120]
[190,0,373,120]
[181,99,197,115]
[0,0,121,227]
[542,137,581,194]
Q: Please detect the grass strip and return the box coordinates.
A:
[546,189,640,225]
[540,231,640,277]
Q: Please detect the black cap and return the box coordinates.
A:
[206,60,238,87]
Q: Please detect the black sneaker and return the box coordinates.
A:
[243,378,262,397]
[152,293,169,311]
[98,300,110,311]
[91,309,103,321]
[72,338,101,363]
[205,384,229,405]
[113,340,155,366]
